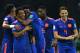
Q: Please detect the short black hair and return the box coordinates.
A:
[16,7,23,15]
[59,6,68,12]
[38,5,46,10]
[21,5,31,10]
[5,4,15,15]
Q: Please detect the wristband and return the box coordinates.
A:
[9,25,15,28]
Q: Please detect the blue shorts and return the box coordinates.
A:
[13,38,32,53]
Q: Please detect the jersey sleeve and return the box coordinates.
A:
[12,22,17,32]
[28,12,38,21]
[4,17,8,21]
[53,22,58,32]
[11,21,19,32]
[28,14,34,19]
[4,17,9,23]
[72,19,77,30]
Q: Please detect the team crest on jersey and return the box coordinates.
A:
[45,23,49,28]
[68,23,72,28]
[64,30,67,33]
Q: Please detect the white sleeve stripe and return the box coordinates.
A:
[53,25,56,30]
[74,24,77,28]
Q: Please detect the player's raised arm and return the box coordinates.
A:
[16,6,38,26]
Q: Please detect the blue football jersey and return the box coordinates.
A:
[53,18,77,45]
[44,17,55,48]
[2,15,15,53]
[12,20,32,53]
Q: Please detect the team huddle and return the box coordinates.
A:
[1,4,79,53]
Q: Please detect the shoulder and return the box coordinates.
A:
[55,18,60,22]
[38,18,43,22]
[48,17,54,21]
[31,11,37,15]
[29,11,38,18]
[38,18,41,20]
[54,18,61,25]
[68,18,74,20]
[68,18,76,22]
[4,16,10,20]
[48,17,53,19]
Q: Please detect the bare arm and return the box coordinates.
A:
[2,21,10,28]
[13,26,32,37]
[16,17,32,26]
[79,30,80,39]
[70,29,78,38]
[2,21,20,30]
[53,31,74,40]
[31,36,36,44]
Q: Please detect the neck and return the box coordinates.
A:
[9,12,15,17]
[18,16,25,20]
[40,14,47,20]
[61,17,67,22]
[8,14,14,17]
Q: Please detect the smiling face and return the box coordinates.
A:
[59,9,68,18]
[17,10,25,20]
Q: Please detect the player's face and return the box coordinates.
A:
[24,9,30,17]
[18,10,25,19]
[24,9,30,13]
[38,8,46,16]
[11,7,16,16]
[59,10,68,18]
